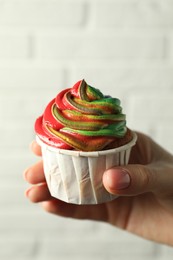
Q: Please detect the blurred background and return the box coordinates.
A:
[1,0,173,259]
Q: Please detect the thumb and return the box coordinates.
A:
[103,165,154,196]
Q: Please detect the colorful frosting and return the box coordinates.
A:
[35,79,127,151]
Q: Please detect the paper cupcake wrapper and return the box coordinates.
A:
[36,132,137,204]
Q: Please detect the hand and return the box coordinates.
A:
[24,132,173,246]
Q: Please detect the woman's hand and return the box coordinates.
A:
[24,132,173,246]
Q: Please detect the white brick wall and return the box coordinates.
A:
[36,31,165,59]
[1,0,173,259]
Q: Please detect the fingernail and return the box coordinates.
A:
[25,187,32,198]
[23,169,29,181]
[105,168,131,190]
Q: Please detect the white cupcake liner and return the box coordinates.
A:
[36,132,137,205]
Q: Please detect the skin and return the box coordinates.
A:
[24,132,173,246]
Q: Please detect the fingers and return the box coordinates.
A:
[30,140,42,156]
[25,183,108,222]
[103,132,173,197]
[103,165,153,196]
[24,160,50,203]
[41,200,87,218]
[24,160,45,184]
[25,183,52,203]
[41,199,108,222]
[24,158,49,203]
[128,132,153,165]
[103,163,173,198]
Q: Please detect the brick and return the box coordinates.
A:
[127,91,173,120]
[0,63,64,88]
[96,0,173,27]
[169,32,173,59]
[0,232,39,259]
[0,32,29,59]
[0,155,35,175]
[37,258,106,260]
[0,119,34,152]
[0,91,55,119]
[0,2,172,260]
[0,211,158,259]
[35,257,157,260]
[0,0,86,27]
[125,90,173,151]
[0,210,61,231]
[70,61,173,91]
[0,119,35,151]
[0,186,26,208]
[0,64,65,151]
[2,228,151,260]
[36,31,165,60]
[37,231,156,257]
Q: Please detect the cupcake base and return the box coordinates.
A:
[36,132,137,204]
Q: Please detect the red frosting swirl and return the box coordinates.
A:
[35,80,127,151]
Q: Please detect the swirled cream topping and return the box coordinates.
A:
[35,79,127,151]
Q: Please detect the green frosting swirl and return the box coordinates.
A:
[38,79,127,151]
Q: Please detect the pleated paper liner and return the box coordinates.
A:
[36,132,137,204]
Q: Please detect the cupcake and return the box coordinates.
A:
[35,79,137,204]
